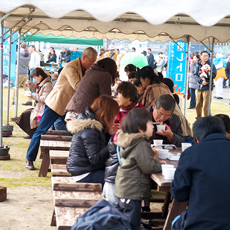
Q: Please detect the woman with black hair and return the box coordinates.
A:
[138,66,168,108]
[47,47,57,63]
[63,50,71,63]
[15,67,53,139]
[124,64,139,77]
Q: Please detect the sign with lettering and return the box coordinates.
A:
[3,29,17,86]
[166,41,187,94]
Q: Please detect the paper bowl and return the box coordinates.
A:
[156,125,166,132]
[158,149,169,159]
[24,91,31,96]
[181,143,192,152]
[164,168,176,180]
[153,139,163,146]
[161,164,174,176]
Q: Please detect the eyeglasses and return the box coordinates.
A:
[154,109,172,119]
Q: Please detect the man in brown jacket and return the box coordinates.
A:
[25,47,97,170]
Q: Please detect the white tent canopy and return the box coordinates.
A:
[1,0,230,43]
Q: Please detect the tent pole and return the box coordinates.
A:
[1,7,35,38]
[22,28,40,42]
[0,8,18,22]
[200,41,211,52]
[13,30,21,118]
[6,30,11,124]
[11,27,35,43]
[207,38,215,116]
[169,36,186,53]
[3,17,32,42]
[0,21,3,146]
[183,36,190,117]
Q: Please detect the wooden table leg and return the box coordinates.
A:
[50,209,56,226]
[163,199,188,230]
[162,192,171,218]
[38,151,50,177]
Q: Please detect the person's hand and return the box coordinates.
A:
[160,160,167,164]
[114,123,121,130]
[156,124,174,140]
[108,123,120,135]
[202,80,208,86]
[151,146,158,155]
[26,80,33,87]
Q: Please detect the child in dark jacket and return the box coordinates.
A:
[114,108,164,229]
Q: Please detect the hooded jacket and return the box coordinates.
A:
[19,48,30,75]
[65,64,112,114]
[115,131,162,200]
[66,107,110,176]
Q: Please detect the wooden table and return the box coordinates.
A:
[38,139,71,177]
[151,147,187,230]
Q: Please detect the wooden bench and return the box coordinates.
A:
[50,150,69,165]
[51,177,103,230]
[45,130,68,136]
[51,164,71,177]
[38,139,71,177]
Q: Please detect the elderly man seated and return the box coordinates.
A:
[147,94,184,147]
[171,116,230,230]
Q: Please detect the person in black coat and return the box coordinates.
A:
[171,116,230,230]
[147,48,156,69]
[66,95,119,186]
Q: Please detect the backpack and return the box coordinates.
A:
[71,199,131,230]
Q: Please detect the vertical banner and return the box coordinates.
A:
[3,29,17,86]
[166,41,187,94]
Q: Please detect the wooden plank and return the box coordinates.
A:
[51,164,71,176]
[45,130,68,136]
[55,198,99,207]
[53,190,103,200]
[55,207,87,230]
[41,135,72,142]
[163,200,188,230]
[52,177,102,192]
[50,150,69,159]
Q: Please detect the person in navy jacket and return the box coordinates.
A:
[171,116,230,230]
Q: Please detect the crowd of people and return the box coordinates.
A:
[188,51,230,119]
[11,44,230,230]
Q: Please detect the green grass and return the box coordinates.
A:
[1,87,51,188]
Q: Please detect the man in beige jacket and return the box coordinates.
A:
[25,47,97,170]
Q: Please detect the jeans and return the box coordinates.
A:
[54,117,66,130]
[189,88,196,108]
[26,105,67,161]
[78,170,105,187]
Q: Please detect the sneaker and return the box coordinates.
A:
[23,135,32,139]
[10,117,18,122]
[216,97,223,99]
[26,160,36,170]
[22,101,32,106]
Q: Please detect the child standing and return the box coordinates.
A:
[114,108,164,229]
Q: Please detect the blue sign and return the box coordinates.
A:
[3,29,17,86]
[166,41,187,94]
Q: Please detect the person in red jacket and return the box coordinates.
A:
[115,81,145,125]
